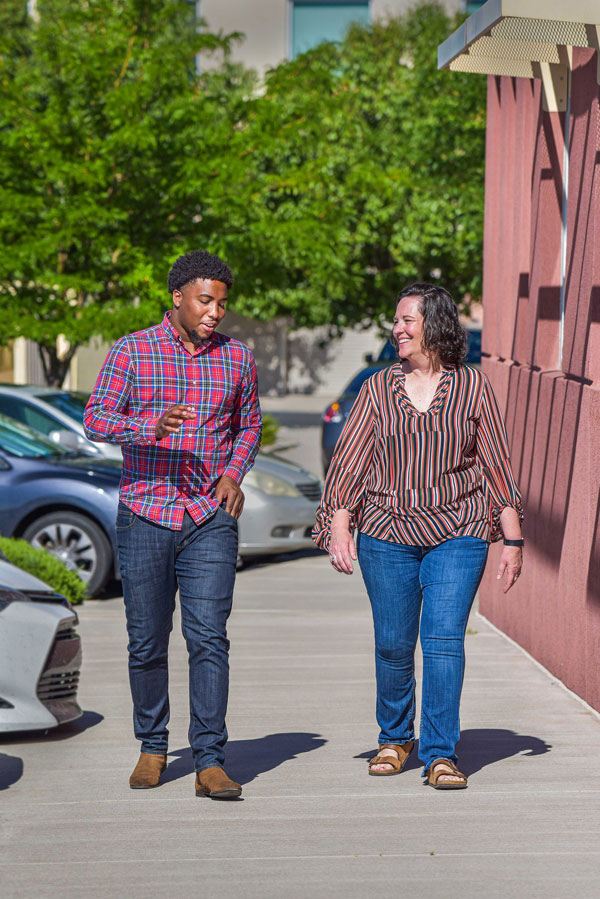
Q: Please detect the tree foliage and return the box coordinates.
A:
[227,3,487,329]
[0,536,86,604]
[0,2,486,385]
[0,0,253,384]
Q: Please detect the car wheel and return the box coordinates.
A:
[22,511,112,596]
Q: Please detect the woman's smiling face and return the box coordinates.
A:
[392,295,425,360]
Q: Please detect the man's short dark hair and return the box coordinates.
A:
[167,250,234,293]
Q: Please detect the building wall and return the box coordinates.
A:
[199,0,461,74]
[199,0,288,74]
[0,345,14,383]
[479,50,600,710]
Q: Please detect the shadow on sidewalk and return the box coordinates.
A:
[355,728,551,775]
[457,728,551,775]
[0,710,104,745]
[164,732,326,785]
[0,752,24,790]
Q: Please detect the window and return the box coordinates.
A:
[37,391,89,422]
[291,1,370,59]
[464,1,487,13]
[0,395,59,436]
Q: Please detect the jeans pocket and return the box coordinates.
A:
[218,504,238,525]
[116,504,137,530]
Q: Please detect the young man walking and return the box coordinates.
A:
[84,250,262,799]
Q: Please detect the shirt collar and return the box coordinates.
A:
[392,362,455,381]
[161,310,213,355]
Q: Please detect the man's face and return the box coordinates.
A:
[171,278,228,345]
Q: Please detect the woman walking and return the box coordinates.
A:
[313,283,523,789]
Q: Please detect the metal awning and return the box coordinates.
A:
[438,0,600,109]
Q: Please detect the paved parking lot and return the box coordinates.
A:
[2,549,600,898]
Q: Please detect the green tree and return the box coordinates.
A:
[0,2,485,386]
[225,2,487,329]
[0,0,253,385]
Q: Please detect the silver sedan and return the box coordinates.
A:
[239,452,321,560]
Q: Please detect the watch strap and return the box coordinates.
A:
[503,538,524,547]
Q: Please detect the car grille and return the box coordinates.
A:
[37,669,80,700]
[296,482,322,501]
[37,620,82,704]
[55,626,77,641]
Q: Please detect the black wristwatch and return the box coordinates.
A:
[503,538,524,547]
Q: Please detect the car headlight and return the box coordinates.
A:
[0,588,31,612]
[244,470,301,497]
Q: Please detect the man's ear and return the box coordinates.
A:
[172,289,181,308]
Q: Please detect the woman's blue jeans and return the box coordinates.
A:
[116,503,238,774]
[357,532,489,773]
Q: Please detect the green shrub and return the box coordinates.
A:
[0,537,86,605]
[260,413,280,448]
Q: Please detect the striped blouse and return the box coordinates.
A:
[313,364,523,550]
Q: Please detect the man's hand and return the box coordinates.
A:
[155,404,195,440]
[215,475,245,519]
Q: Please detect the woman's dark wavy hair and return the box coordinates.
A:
[396,282,467,367]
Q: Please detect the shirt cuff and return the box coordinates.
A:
[137,418,160,445]
[222,463,244,484]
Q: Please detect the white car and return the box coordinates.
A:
[0,558,82,733]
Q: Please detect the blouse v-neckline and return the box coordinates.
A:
[390,364,454,416]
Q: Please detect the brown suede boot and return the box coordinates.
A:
[195,766,242,799]
[129,752,167,789]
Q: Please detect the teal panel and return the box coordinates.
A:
[292,3,370,58]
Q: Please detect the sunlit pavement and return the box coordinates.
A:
[2,549,600,899]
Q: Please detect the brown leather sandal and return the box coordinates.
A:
[368,741,414,776]
[426,758,468,790]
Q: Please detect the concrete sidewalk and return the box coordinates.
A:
[2,552,600,898]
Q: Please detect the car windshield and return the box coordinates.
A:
[0,414,68,458]
[37,390,90,422]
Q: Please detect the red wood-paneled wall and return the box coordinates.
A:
[479,49,600,710]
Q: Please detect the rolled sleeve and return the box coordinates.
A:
[312,381,376,551]
[475,375,524,541]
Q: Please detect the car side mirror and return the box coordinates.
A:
[0,454,12,471]
[48,429,97,453]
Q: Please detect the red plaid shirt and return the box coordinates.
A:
[83,312,262,529]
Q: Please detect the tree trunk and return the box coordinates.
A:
[37,342,78,387]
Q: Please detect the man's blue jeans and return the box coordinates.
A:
[116,503,238,773]
[357,532,489,773]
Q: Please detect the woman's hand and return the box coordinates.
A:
[497,545,523,593]
[328,509,357,575]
